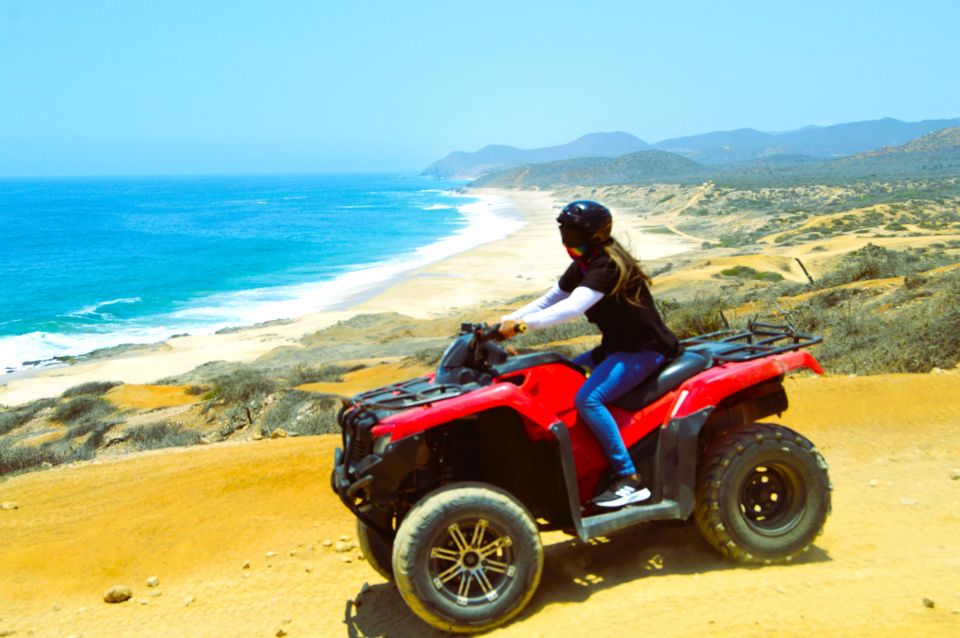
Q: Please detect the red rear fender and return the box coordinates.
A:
[669,350,823,420]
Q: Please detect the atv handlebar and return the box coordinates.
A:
[470,322,526,343]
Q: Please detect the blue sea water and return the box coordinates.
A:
[0,174,521,373]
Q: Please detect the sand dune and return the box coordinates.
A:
[2,371,959,637]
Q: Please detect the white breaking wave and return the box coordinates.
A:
[0,325,177,373]
[67,297,143,318]
[1,191,527,374]
[168,191,526,325]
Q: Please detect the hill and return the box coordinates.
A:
[714,126,960,186]
[656,117,960,165]
[423,132,650,179]
[471,150,707,188]
[474,126,960,188]
[426,117,960,179]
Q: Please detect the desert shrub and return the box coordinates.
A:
[262,390,340,436]
[65,419,120,451]
[184,385,207,396]
[0,398,57,436]
[287,363,364,386]
[206,368,277,404]
[401,348,444,368]
[61,381,122,398]
[290,408,340,436]
[817,244,917,288]
[0,435,102,476]
[756,271,785,282]
[650,262,673,277]
[720,265,758,278]
[903,274,928,290]
[785,269,960,374]
[51,396,116,424]
[718,265,785,282]
[0,441,65,475]
[817,305,960,374]
[512,317,597,348]
[661,294,730,339]
[126,422,202,451]
[717,230,763,247]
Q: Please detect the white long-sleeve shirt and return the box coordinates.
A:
[503,283,603,329]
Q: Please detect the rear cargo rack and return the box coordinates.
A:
[681,321,822,363]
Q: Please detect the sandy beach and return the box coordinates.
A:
[0,187,695,407]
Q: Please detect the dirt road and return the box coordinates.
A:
[2,372,959,637]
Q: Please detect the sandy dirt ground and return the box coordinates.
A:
[2,371,959,638]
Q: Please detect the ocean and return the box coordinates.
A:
[0,174,523,374]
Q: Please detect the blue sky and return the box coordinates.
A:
[1,0,957,175]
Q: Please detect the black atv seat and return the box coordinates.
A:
[491,351,585,377]
[611,342,743,411]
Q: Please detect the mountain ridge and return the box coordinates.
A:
[423,131,649,179]
[427,117,960,179]
[471,126,960,188]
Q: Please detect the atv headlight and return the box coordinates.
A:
[372,433,392,455]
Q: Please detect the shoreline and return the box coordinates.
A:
[0,187,696,406]
[0,183,509,377]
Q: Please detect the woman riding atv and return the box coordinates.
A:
[499,200,680,508]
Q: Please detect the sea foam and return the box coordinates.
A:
[0,189,525,373]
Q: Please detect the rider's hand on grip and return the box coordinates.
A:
[497,319,526,340]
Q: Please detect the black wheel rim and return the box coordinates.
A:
[739,463,805,536]
[428,518,517,607]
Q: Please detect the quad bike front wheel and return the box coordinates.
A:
[392,482,543,633]
[356,518,394,581]
[695,422,832,564]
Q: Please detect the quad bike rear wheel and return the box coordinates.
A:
[392,482,543,633]
[695,422,831,564]
[356,518,394,581]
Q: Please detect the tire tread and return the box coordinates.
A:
[694,422,831,564]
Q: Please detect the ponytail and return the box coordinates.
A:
[603,239,651,307]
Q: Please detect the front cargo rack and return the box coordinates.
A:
[349,376,466,411]
[680,321,822,363]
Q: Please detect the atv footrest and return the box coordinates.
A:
[578,500,682,542]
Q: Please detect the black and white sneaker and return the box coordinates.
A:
[592,475,651,508]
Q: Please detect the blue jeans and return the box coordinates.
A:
[573,349,666,478]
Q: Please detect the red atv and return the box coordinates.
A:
[331,321,831,633]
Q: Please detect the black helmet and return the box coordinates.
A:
[557,200,612,247]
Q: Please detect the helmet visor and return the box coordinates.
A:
[559,222,589,248]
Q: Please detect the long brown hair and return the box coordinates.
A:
[602,238,652,307]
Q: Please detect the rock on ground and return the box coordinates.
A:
[103,586,133,603]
